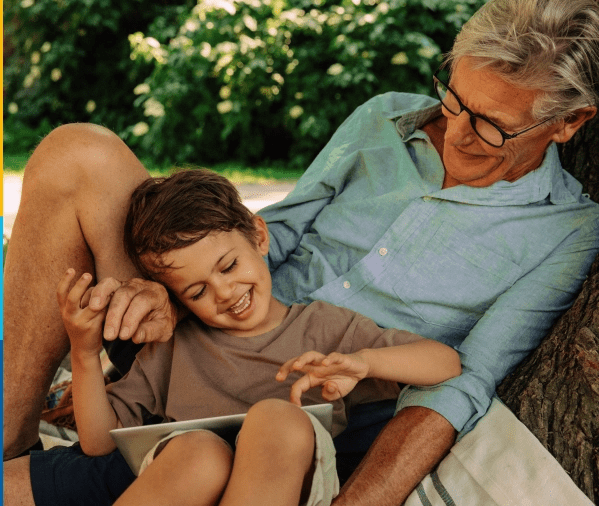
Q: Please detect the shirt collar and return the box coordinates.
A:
[385,95,580,206]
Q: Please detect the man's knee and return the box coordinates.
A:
[23,123,145,197]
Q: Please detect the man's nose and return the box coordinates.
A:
[446,111,477,146]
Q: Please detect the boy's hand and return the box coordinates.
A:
[87,277,178,345]
[57,269,106,357]
[276,351,370,406]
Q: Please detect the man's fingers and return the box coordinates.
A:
[103,281,148,340]
[88,277,123,311]
[131,321,174,344]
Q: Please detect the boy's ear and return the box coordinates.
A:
[253,216,270,256]
[551,106,597,144]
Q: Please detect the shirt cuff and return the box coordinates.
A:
[395,383,489,436]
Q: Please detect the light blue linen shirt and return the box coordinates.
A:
[259,92,599,434]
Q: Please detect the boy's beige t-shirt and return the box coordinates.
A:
[106,301,423,436]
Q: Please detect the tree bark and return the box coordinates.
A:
[497,115,599,502]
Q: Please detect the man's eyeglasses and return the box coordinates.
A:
[433,69,553,148]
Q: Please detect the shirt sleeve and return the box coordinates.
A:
[396,216,599,435]
[105,340,173,427]
[259,99,378,271]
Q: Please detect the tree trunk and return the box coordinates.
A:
[497,114,599,502]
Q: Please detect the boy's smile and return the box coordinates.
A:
[155,217,289,337]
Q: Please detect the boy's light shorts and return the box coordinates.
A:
[140,411,340,506]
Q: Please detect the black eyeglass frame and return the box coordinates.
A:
[433,69,554,148]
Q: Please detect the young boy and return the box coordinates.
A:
[56,169,461,506]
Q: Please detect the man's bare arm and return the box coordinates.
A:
[333,406,456,506]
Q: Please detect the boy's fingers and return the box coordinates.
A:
[65,273,93,308]
[292,351,326,370]
[56,268,77,306]
[322,381,341,401]
[277,356,300,380]
[289,375,318,406]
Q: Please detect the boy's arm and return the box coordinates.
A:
[57,269,121,456]
[70,351,121,455]
[278,339,461,406]
[358,339,461,385]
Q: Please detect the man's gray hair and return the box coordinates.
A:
[447,0,599,120]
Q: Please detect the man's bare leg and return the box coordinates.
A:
[3,124,150,459]
[3,456,35,506]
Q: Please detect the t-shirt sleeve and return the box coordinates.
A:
[105,340,173,427]
[346,312,425,352]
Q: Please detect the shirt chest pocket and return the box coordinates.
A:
[393,223,523,331]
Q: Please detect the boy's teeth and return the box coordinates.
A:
[229,291,251,314]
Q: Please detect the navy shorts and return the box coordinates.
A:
[30,443,136,506]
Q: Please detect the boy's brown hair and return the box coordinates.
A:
[124,169,258,279]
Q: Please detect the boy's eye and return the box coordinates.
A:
[222,259,237,273]
[190,286,206,301]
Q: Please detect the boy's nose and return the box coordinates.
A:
[214,280,235,302]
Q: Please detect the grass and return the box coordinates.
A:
[3,153,304,184]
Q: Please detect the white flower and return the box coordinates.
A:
[134,83,151,95]
[143,98,165,117]
[289,105,304,119]
[51,68,62,81]
[217,100,234,114]
[8,103,19,114]
[327,63,344,76]
[85,101,96,113]
[132,122,150,136]
[391,52,409,65]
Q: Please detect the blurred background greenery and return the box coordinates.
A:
[3,0,487,173]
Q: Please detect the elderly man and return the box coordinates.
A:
[4,0,599,504]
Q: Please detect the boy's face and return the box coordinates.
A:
[155,217,287,337]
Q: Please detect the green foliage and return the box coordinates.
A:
[126,0,487,167]
[4,0,487,168]
[3,0,193,153]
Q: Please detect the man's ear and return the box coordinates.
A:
[551,106,597,143]
[253,215,270,256]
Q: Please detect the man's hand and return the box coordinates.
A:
[277,351,370,406]
[87,277,178,344]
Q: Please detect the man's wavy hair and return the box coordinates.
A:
[124,169,258,279]
[447,0,599,121]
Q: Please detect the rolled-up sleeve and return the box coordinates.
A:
[396,217,599,434]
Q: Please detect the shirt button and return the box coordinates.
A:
[379,247,388,256]
[343,281,351,289]
[423,196,432,202]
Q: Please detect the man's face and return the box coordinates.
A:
[157,223,282,337]
[440,57,563,189]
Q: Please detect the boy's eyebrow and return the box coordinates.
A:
[181,250,233,295]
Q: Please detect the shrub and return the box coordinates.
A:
[4,0,487,168]
[126,0,487,168]
[3,0,193,153]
